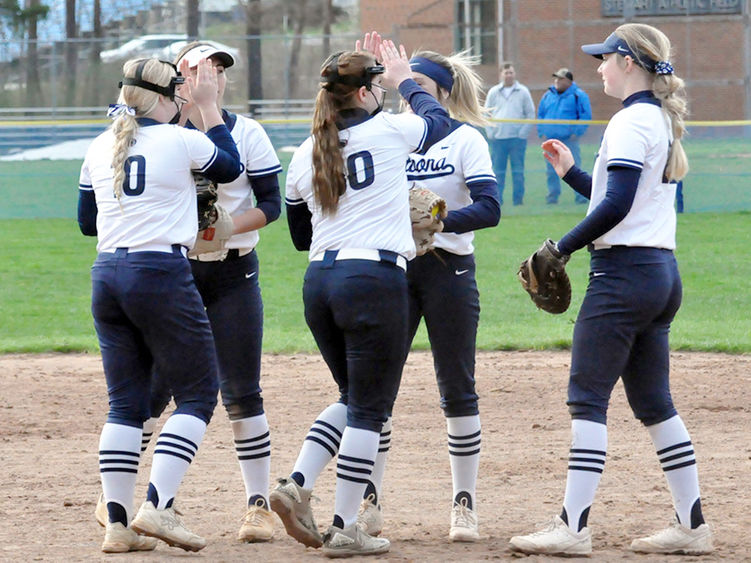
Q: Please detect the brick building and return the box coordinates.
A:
[360,0,749,121]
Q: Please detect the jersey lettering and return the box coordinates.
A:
[406,156,455,181]
[346,150,375,190]
[122,155,146,196]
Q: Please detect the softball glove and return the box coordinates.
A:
[409,185,447,256]
[518,239,571,314]
[194,173,219,231]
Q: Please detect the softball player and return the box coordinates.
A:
[356,50,500,543]
[270,39,450,557]
[77,57,241,552]
[152,41,282,543]
[509,23,713,556]
[92,42,283,542]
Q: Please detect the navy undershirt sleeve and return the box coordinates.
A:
[441,179,501,234]
[249,173,282,224]
[562,165,592,199]
[557,166,641,255]
[286,202,313,251]
[398,79,451,154]
[77,189,97,236]
[203,124,242,183]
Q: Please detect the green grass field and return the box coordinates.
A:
[1,141,750,354]
[3,136,751,219]
[1,211,748,354]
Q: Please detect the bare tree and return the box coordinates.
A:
[287,0,307,99]
[322,0,332,58]
[63,0,76,106]
[187,0,199,39]
[245,0,262,113]
[21,0,49,107]
[84,0,102,106]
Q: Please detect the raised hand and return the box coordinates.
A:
[356,31,383,58]
[185,58,219,110]
[542,138,575,178]
[378,39,412,90]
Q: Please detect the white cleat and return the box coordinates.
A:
[269,477,323,548]
[238,501,275,542]
[356,494,383,537]
[322,523,390,558]
[95,493,107,527]
[449,496,479,542]
[130,501,206,552]
[101,522,158,553]
[509,515,592,556]
[630,520,713,555]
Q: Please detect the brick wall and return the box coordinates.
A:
[361,0,747,120]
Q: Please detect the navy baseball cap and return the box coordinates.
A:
[582,32,661,72]
[581,32,635,60]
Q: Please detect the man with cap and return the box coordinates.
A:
[537,68,592,204]
[485,62,535,206]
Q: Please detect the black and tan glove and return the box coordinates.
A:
[518,239,571,314]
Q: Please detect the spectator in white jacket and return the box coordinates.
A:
[484,62,535,206]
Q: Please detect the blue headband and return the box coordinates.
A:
[409,57,454,93]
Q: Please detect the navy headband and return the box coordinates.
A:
[581,32,662,73]
[409,57,454,93]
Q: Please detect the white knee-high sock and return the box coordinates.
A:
[232,413,271,507]
[447,415,481,509]
[562,419,607,532]
[334,426,379,528]
[362,417,391,505]
[99,423,141,524]
[147,413,206,509]
[646,415,704,528]
[291,402,347,489]
[140,417,159,453]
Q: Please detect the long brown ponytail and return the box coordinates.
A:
[312,51,378,214]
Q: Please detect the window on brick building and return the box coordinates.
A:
[455,0,496,64]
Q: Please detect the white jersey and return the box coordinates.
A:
[215,114,282,251]
[286,111,430,261]
[79,122,220,253]
[589,102,676,250]
[407,123,495,255]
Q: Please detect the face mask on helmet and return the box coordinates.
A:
[119,59,186,121]
[321,53,386,115]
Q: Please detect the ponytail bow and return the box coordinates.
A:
[107,103,137,119]
[654,61,674,75]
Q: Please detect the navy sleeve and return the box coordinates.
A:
[562,165,592,199]
[286,202,313,251]
[441,178,501,234]
[557,166,641,255]
[77,189,97,236]
[249,173,282,223]
[398,79,451,154]
[203,124,242,183]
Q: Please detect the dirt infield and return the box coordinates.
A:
[1,351,749,561]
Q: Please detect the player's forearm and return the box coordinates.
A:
[232,208,267,234]
[398,79,451,152]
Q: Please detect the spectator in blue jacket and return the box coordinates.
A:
[537,68,592,204]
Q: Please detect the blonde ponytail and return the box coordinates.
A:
[110,58,177,204]
[616,23,688,181]
[410,49,489,127]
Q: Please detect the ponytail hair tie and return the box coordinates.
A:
[654,61,674,75]
[107,103,137,119]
